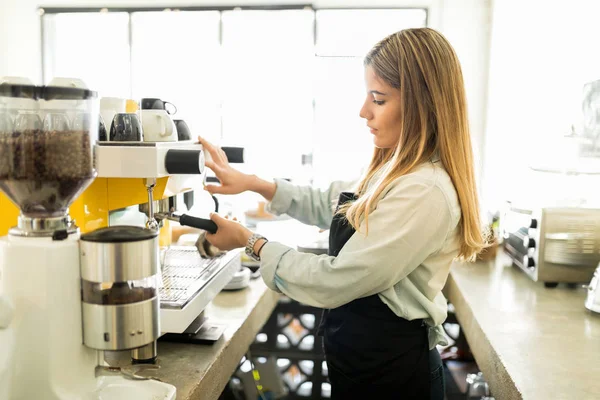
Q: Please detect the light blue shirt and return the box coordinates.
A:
[259,161,462,349]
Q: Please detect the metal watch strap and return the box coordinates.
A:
[245,233,267,261]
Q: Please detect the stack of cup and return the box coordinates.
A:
[140,98,179,143]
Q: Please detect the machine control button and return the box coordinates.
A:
[165,149,204,174]
[198,150,205,174]
[52,229,68,241]
[523,255,535,268]
[523,236,536,248]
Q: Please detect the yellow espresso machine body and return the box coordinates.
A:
[1,177,176,235]
[0,193,20,235]
[1,141,205,235]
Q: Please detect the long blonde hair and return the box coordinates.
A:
[341,28,486,261]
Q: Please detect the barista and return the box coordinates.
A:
[201,28,487,400]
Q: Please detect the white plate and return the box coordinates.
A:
[96,377,176,400]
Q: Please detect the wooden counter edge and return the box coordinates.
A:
[186,285,281,400]
[445,270,523,400]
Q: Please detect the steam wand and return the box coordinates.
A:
[145,178,159,231]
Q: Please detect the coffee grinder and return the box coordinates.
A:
[0,83,175,399]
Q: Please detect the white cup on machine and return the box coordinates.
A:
[141,109,177,142]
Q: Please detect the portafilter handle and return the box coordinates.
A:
[155,212,217,234]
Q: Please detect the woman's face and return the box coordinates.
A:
[359,65,403,149]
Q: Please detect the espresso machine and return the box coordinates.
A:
[0,83,176,399]
[93,139,242,336]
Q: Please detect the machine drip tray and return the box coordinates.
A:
[160,246,224,309]
[159,246,242,334]
[160,311,226,344]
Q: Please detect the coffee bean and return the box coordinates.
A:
[0,129,94,216]
[82,281,157,305]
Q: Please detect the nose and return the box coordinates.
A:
[359,98,372,120]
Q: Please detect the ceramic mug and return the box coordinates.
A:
[100,97,127,140]
[98,115,108,141]
[141,110,177,142]
[174,119,192,141]
[141,98,177,115]
[110,113,143,142]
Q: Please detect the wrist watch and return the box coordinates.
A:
[245,233,268,261]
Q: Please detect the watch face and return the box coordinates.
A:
[245,247,259,261]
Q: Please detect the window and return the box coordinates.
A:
[42,7,427,187]
[130,11,221,141]
[43,12,131,98]
[220,10,314,179]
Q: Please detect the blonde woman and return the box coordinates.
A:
[200,28,486,400]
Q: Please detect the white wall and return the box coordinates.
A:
[481,0,600,212]
[0,0,492,190]
[437,0,492,188]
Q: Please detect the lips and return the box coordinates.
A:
[369,127,378,134]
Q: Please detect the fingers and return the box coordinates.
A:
[197,136,215,150]
[203,184,221,194]
[209,212,239,223]
[218,147,228,163]
[198,136,228,164]
[204,158,217,171]
[204,184,239,195]
[205,213,221,242]
[198,136,224,164]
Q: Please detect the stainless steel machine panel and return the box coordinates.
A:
[82,297,159,350]
[160,246,236,309]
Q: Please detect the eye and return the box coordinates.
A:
[373,100,385,105]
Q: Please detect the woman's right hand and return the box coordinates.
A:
[198,136,251,195]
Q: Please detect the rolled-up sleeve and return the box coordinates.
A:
[259,177,453,309]
[266,179,354,230]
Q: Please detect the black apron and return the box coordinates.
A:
[320,192,430,400]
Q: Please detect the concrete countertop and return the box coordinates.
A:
[155,277,280,400]
[139,220,317,399]
[445,252,600,400]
